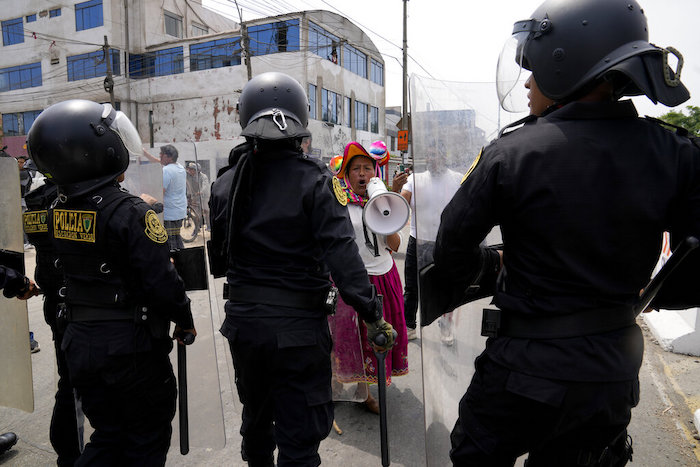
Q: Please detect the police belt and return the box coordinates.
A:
[481,306,637,339]
[66,305,136,322]
[225,284,327,310]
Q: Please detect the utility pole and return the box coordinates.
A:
[233,0,252,81]
[402,0,409,165]
[103,35,115,107]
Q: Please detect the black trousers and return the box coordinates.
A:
[221,304,334,467]
[450,355,639,466]
[62,321,176,467]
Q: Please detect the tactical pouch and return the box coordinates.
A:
[481,308,501,338]
[136,306,170,339]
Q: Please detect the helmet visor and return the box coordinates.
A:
[496,31,530,113]
[102,104,143,157]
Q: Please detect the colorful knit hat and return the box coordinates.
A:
[328,155,343,176]
[335,142,377,179]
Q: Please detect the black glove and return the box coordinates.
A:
[3,275,29,299]
[365,318,396,349]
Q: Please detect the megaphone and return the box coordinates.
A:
[363,177,410,235]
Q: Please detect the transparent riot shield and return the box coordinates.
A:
[0,157,34,412]
[122,158,166,222]
[410,75,523,465]
[328,302,369,402]
[140,143,228,450]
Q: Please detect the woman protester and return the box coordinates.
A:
[328,141,409,413]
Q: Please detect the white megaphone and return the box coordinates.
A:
[363,177,410,236]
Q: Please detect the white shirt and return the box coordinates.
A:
[403,169,463,240]
[347,203,397,276]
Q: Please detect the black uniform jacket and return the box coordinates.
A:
[50,182,194,330]
[434,100,700,381]
[210,145,379,323]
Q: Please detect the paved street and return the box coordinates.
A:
[2,234,699,466]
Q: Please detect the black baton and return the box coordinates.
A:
[635,236,699,316]
[178,332,195,455]
[373,330,397,467]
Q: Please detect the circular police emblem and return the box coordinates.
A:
[332,176,348,206]
[144,210,168,244]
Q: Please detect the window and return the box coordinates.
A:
[4,109,43,136]
[2,114,19,136]
[344,96,351,127]
[2,18,24,46]
[309,22,339,64]
[321,88,341,124]
[67,49,120,81]
[308,84,317,120]
[371,59,383,86]
[75,0,103,31]
[355,101,368,131]
[49,8,61,18]
[190,38,240,71]
[129,47,183,78]
[192,23,208,37]
[248,20,299,56]
[370,106,379,133]
[164,11,183,38]
[26,15,37,23]
[343,44,367,78]
[0,62,42,92]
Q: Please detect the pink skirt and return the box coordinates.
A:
[329,261,409,385]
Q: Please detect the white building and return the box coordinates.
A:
[0,0,388,179]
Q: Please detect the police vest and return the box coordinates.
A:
[49,185,137,309]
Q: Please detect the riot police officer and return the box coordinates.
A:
[209,72,395,466]
[429,0,699,465]
[27,99,196,466]
[23,177,82,466]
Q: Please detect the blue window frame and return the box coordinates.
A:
[248,19,299,56]
[355,101,368,131]
[23,110,42,132]
[308,84,317,120]
[2,18,24,46]
[190,37,241,71]
[309,22,339,64]
[49,8,61,18]
[76,0,103,31]
[344,96,351,127]
[371,59,383,86]
[0,62,42,92]
[370,106,379,133]
[129,47,183,78]
[321,88,341,124]
[2,113,19,136]
[26,15,37,23]
[343,44,367,79]
[67,49,120,81]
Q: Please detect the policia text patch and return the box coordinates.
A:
[23,210,49,234]
[53,209,97,243]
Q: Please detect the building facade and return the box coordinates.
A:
[0,0,388,178]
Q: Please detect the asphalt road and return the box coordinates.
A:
[2,233,699,466]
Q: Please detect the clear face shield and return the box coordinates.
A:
[101,104,143,157]
[496,24,534,113]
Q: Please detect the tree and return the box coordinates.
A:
[658,105,700,136]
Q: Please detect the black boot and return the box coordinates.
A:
[0,432,18,455]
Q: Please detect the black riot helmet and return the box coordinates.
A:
[497,0,689,112]
[238,72,311,140]
[27,99,142,196]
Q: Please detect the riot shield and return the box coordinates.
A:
[141,143,228,451]
[410,75,523,465]
[0,157,34,412]
[122,159,166,222]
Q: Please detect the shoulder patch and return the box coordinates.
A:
[462,147,484,184]
[23,210,48,234]
[144,210,168,244]
[53,209,97,243]
[332,176,348,206]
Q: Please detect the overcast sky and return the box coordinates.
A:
[203,0,700,119]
